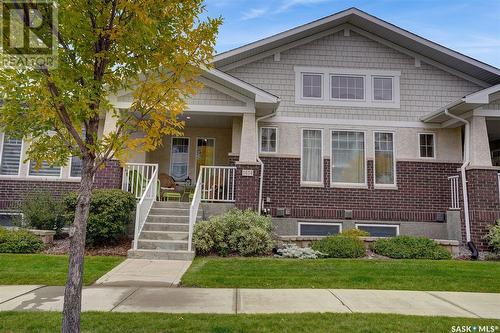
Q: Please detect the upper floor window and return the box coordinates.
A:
[302,73,322,98]
[331,76,364,100]
[260,127,277,153]
[0,136,22,176]
[373,77,393,101]
[295,67,400,108]
[419,133,435,159]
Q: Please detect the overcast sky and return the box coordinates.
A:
[204,0,500,68]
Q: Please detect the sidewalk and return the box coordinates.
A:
[0,285,499,318]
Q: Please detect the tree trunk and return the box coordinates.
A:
[62,156,95,333]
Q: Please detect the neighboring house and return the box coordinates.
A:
[1,8,499,257]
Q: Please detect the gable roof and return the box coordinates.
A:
[213,8,500,86]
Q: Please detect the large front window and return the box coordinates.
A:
[0,136,22,176]
[170,137,190,181]
[331,131,365,185]
[196,138,215,175]
[374,132,395,186]
[301,129,323,184]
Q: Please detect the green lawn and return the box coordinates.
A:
[1,312,499,333]
[0,254,124,285]
[182,257,500,292]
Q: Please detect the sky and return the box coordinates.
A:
[203,0,500,68]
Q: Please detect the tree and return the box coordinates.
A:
[0,1,221,332]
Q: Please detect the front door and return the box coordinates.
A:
[196,138,215,175]
[170,137,190,182]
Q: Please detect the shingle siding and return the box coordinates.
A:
[188,85,245,106]
[227,30,482,121]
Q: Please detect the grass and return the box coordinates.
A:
[0,254,124,285]
[1,312,499,333]
[181,257,500,292]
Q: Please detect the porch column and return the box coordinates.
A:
[239,113,258,163]
[469,116,492,167]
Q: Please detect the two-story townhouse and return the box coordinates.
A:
[1,8,499,259]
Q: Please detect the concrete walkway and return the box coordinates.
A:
[0,285,499,319]
[94,259,192,287]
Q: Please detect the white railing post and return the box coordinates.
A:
[448,175,460,210]
[197,166,236,203]
[188,171,203,252]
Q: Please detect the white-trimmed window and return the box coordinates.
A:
[331,131,365,185]
[170,137,190,182]
[301,73,322,99]
[419,133,435,159]
[301,129,323,185]
[28,161,62,177]
[331,75,364,100]
[70,156,83,178]
[374,132,396,186]
[260,127,277,153]
[299,222,342,236]
[373,77,393,101]
[0,135,22,176]
[356,224,399,237]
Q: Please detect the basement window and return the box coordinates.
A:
[298,222,342,236]
[356,224,399,237]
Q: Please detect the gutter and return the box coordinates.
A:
[443,109,478,259]
[255,108,279,215]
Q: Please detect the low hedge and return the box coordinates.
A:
[485,219,500,253]
[64,189,136,247]
[0,228,44,253]
[193,209,273,256]
[16,191,65,236]
[372,236,451,260]
[311,235,365,258]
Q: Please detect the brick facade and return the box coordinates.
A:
[233,163,261,211]
[0,160,123,210]
[464,168,500,249]
[260,157,460,222]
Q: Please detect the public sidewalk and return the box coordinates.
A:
[0,285,499,318]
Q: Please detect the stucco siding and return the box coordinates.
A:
[227,30,482,121]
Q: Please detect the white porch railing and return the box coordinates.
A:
[122,163,159,199]
[200,166,236,202]
[123,163,158,250]
[498,173,500,204]
[448,175,460,210]
[188,172,203,252]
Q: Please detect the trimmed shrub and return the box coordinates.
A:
[373,236,451,260]
[193,209,273,256]
[0,228,44,253]
[16,191,65,235]
[311,235,365,258]
[485,219,500,253]
[342,229,369,238]
[63,189,136,247]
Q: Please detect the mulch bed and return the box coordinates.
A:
[44,237,131,257]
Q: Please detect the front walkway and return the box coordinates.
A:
[0,285,499,318]
[94,259,192,287]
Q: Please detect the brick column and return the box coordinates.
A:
[94,160,123,189]
[234,163,261,211]
[465,168,500,250]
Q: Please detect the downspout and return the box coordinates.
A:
[444,109,478,259]
[256,107,278,215]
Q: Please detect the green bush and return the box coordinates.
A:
[0,228,44,253]
[63,189,136,247]
[311,235,365,258]
[16,191,65,235]
[372,236,451,260]
[342,229,369,238]
[193,209,273,256]
[485,219,500,253]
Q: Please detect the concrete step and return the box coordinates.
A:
[139,230,188,241]
[146,215,192,224]
[138,239,188,251]
[148,207,191,216]
[142,222,189,232]
[127,249,195,261]
[153,201,191,209]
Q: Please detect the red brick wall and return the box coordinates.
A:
[260,157,460,222]
[465,168,500,249]
[0,160,123,210]
[234,163,261,211]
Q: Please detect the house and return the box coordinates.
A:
[1,8,499,259]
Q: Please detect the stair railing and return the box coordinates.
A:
[132,164,158,250]
[188,171,203,252]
